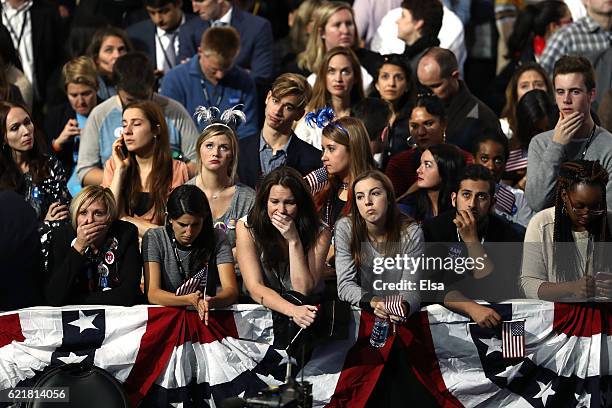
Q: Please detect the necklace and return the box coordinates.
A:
[199,175,229,200]
[340,182,349,190]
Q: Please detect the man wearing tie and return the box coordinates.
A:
[127,0,196,76]
[178,0,274,85]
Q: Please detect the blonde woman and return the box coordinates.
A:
[45,56,99,196]
[294,1,379,89]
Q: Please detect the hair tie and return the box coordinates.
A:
[193,104,246,131]
[305,106,349,136]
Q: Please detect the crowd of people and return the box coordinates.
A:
[2,0,612,399]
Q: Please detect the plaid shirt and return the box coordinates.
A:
[540,16,612,73]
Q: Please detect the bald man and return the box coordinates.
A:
[417,47,501,151]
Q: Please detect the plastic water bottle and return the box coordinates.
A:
[369,317,389,348]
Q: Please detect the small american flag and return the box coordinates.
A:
[175,267,208,296]
[505,149,528,172]
[304,167,329,194]
[385,294,405,320]
[502,320,525,358]
[495,184,516,215]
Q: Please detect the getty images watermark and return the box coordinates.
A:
[370,252,488,292]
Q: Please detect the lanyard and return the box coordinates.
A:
[580,125,597,160]
[2,7,28,51]
[154,30,176,70]
[169,231,190,281]
[200,79,224,108]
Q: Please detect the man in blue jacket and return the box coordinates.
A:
[178,0,274,84]
[161,26,259,138]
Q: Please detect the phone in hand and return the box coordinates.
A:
[120,138,129,157]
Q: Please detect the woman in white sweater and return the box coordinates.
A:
[521,160,612,301]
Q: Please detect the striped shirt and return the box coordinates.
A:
[540,16,612,74]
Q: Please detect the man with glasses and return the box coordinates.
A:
[526,55,612,212]
[416,47,501,152]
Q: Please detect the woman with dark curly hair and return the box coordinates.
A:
[521,160,612,301]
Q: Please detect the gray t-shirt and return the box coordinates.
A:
[185,180,255,248]
[334,216,423,316]
[142,226,234,293]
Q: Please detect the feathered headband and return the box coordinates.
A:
[305,107,349,136]
[193,105,246,131]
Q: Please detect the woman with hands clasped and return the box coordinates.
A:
[236,167,328,329]
[102,100,189,238]
[143,185,238,324]
[521,160,612,301]
[335,170,422,322]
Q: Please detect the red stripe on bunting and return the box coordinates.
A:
[186,310,239,344]
[0,313,25,348]
[326,312,393,408]
[552,303,605,337]
[124,306,184,406]
[397,311,465,408]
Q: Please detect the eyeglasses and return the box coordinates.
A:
[566,195,606,216]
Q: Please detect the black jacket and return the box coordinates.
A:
[237,133,322,189]
[45,220,143,306]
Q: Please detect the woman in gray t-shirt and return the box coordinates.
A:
[143,185,238,323]
[335,170,423,322]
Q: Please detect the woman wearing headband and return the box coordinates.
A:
[143,185,238,323]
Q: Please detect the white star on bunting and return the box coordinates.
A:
[68,311,99,333]
[57,352,87,365]
[534,380,556,406]
[479,336,502,356]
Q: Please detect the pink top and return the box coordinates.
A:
[102,158,189,224]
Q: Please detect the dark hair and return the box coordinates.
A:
[351,98,392,142]
[413,94,446,123]
[0,101,50,191]
[471,131,510,163]
[247,167,320,272]
[167,185,216,274]
[370,54,414,111]
[516,88,558,150]
[553,160,610,282]
[121,100,173,224]
[501,62,552,133]
[413,143,466,220]
[144,0,180,6]
[507,1,569,58]
[349,170,414,267]
[456,164,497,197]
[553,55,596,92]
[113,52,156,98]
[0,25,21,69]
[421,47,458,78]
[86,26,133,69]
[65,16,109,61]
[401,0,443,39]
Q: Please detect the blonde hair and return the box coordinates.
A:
[70,186,118,229]
[63,56,99,90]
[309,47,364,112]
[297,1,357,73]
[322,116,373,180]
[195,124,239,181]
[289,0,322,55]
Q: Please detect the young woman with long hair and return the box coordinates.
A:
[294,47,364,149]
[236,167,328,329]
[397,143,466,222]
[521,160,612,301]
[86,27,133,100]
[143,185,238,323]
[335,169,422,319]
[0,101,70,223]
[102,100,189,237]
